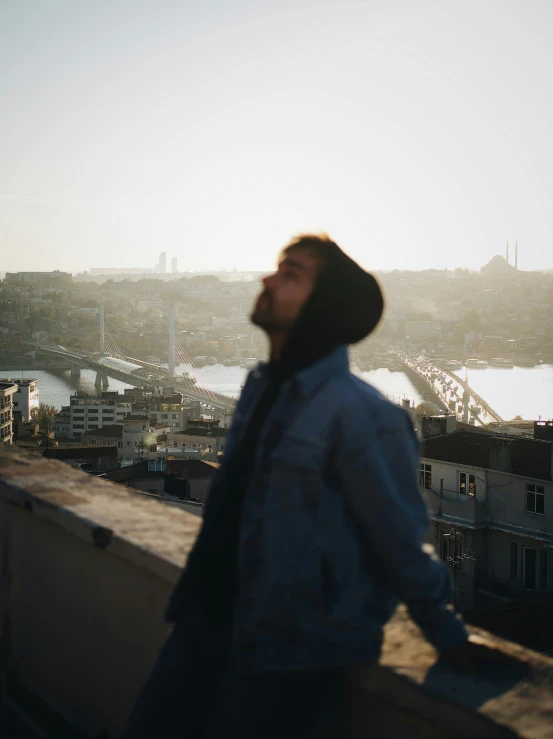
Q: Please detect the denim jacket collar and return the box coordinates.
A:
[248,345,349,398]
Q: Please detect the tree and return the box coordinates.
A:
[31,403,59,431]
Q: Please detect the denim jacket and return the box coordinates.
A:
[174,346,467,674]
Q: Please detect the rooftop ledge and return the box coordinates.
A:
[0,446,552,739]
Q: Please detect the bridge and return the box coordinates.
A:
[399,353,503,426]
[35,300,235,414]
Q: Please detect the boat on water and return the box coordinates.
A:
[442,360,463,371]
[515,357,537,367]
[223,358,239,366]
[466,358,488,368]
[489,357,515,368]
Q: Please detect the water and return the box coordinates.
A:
[22,363,553,421]
[460,364,553,421]
[28,364,424,410]
[8,369,134,410]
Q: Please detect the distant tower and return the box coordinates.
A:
[506,240,509,265]
[171,257,178,274]
[159,252,167,273]
[515,241,518,270]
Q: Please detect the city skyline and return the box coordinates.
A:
[3,1,553,274]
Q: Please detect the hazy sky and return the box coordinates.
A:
[2,0,553,274]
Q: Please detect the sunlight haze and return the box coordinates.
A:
[2,0,553,274]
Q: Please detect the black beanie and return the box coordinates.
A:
[279,242,384,375]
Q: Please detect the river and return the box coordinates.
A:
[7,363,553,421]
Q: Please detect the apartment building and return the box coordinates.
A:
[130,392,193,432]
[120,416,158,464]
[52,406,71,439]
[419,424,553,613]
[0,381,17,445]
[69,392,132,438]
[0,378,40,422]
[166,422,228,463]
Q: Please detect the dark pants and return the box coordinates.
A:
[123,621,346,739]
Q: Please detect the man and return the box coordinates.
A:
[124,235,516,739]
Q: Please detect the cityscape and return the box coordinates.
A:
[2,1,553,737]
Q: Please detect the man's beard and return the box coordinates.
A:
[251,290,279,330]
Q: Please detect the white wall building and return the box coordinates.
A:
[120,416,159,464]
[69,393,132,439]
[0,378,39,423]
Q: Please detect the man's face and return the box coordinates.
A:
[251,249,320,332]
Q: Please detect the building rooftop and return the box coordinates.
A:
[0,446,551,738]
[421,430,553,481]
[81,425,123,439]
[0,381,18,396]
[0,377,39,386]
[43,445,118,461]
[174,426,229,437]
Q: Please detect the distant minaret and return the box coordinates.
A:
[506,240,509,264]
[515,241,518,270]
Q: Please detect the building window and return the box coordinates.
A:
[148,459,166,472]
[419,463,432,490]
[161,414,168,419]
[526,483,545,515]
[540,549,548,590]
[510,542,518,580]
[172,414,178,419]
[459,472,476,496]
[73,424,84,429]
[441,532,462,572]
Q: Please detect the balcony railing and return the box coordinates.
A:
[1,446,552,738]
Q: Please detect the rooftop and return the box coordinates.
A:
[421,430,553,481]
[43,445,118,460]
[174,426,229,437]
[0,446,552,738]
[81,425,123,439]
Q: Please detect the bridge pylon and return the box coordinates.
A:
[95,371,109,389]
[168,303,175,376]
[100,296,105,357]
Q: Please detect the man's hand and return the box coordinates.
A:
[441,636,530,673]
